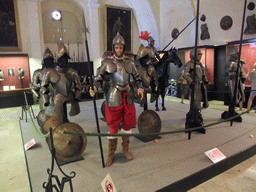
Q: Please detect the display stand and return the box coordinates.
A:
[43,128,76,192]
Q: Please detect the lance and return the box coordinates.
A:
[82,12,105,168]
[186,0,200,140]
[230,0,247,126]
[161,14,199,52]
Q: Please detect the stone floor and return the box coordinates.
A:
[0,96,256,191]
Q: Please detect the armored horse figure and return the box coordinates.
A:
[154,47,183,111]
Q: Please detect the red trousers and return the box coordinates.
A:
[105,91,136,133]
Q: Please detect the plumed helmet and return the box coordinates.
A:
[230,47,239,60]
[147,36,155,43]
[57,42,71,60]
[190,49,202,61]
[112,32,125,46]
[42,47,54,60]
[136,44,147,60]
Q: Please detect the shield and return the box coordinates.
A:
[171,28,179,39]
[220,16,233,30]
[137,110,161,141]
[101,100,106,118]
[49,122,87,162]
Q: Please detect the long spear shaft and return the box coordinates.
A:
[161,14,198,52]
[230,0,247,126]
[83,13,105,168]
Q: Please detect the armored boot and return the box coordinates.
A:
[106,138,117,166]
[121,136,134,160]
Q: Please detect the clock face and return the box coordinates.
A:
[52,10,61,21]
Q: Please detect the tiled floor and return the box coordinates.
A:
[0,97,256,192]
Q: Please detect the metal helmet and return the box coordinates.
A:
[230,47,239,60]
[57,42,71,60]
[190,49,202,61]
[112,32,125,46]
[42,47,54,60]
[147,36,155,43]
[136,44,147,60]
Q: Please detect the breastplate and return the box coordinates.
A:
[111,60,130,86]
[195,64,203,82]
[53,71,72,97]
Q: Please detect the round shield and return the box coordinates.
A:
[138,110,161,141]
[50,122,87,162]
[248,2,255,11]
[42,115,64,134]
[220,16,233,30]
[101,100,106,118]
[171,28,179,39]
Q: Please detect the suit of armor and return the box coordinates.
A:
[30,48,55,110]
[146,36,160,64]
[40,43,82,118]
[183,50,208,110]
[93,32,143,166]
[136,44,158,104]
[226,48,245,104]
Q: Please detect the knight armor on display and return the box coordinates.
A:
[146,35,160,61]
[184,49,208,110]
[92,32,143,166]
[40,43,82,117]
[135,44,158,102]
[226,47,245,103]
[96,56,141,107]
[17,68,25,79]
[30,48,54,108]
[0,69,4,81]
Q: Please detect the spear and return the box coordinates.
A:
[82,11,105,168]
[161,13,199,52]
[230,0,247,126]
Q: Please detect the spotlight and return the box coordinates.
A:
[52,10,62,21]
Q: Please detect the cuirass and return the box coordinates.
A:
[53,71,72,97]
[137,66,150,88]
[111,60,130,85]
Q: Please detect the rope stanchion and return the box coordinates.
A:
[64,106,256,138]
[23,92,50,138]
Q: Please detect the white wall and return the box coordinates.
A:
[160,0,256,50]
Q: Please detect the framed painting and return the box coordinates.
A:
[105,5,133,53]
[0,0,22,52]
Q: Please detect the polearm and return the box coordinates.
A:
[186,0,200,140]
[82,12,105,168]
[161,14,199,52]
[230,0,247,126]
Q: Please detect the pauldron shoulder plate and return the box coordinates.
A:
[102,59,117,74]
[42,68,60,87]
[123,59,135,74]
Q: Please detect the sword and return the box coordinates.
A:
[230,0,247,126]
[82,11,105,168]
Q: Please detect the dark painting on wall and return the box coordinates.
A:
[105,5,132,52]
[0,0,21,51]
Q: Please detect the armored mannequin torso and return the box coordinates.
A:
[97,57,140,107]
[184,60,205,84]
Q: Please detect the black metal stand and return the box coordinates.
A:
[43,128,76,192]
[20,105,36,122]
